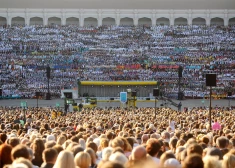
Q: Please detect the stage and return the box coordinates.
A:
[0,98,233,111]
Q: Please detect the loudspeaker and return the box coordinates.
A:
[35,92,41,97]
[78,103,83,108]
[131,91,137,97]
[64,92,72,99]
[0,88,2,96]
[64,104,69,113]
[153,88,159,97]
[46,66,51,79]
[110,98,114,100]
[228,92,232,96]
[178,92,184,100]
[206,74,216,86]
[46,93,51,100]
[178,66,183,78]
[146,97,150,100]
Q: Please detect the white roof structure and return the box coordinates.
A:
[0,0,235,9]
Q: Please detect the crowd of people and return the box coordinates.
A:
[0,24,235,98]
[1,21,235,168]
[1,106,235,168]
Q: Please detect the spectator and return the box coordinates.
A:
[206,147,223,160]
[203,155,221,168]
[110,138,124,150]
[216,136,229,156]
[160,152,175,167]
[222,153,235,168]
[101,147,113,161]
[0,133,7,143]
[141,134,149,145]
[11,157,33,168]
[130,145,147,161]
[74,152,91,168]
[146,138,161,164]
[98,161,124,168]
[119,137,132,158]
[164,158,181,168]
[186,143,203,156]
[169,138,178,154]
[11,144,30,161]
[27,148,39,168]
[109,152,128,165]
[182,154,204,168]
[175,146,185,162]
[161,132,171,143]
[56,136,66,146]
[52,145,64,154]
[31,138,45,167]
[0,144,13,167]
[53,151,75,168]
[71,145,84,157]
[84,148,97,168]
[212,119,221,131]
[8,137,20,148]
[41,148,58,168]
[230,138,235,149]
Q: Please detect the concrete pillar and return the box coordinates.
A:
[61,9,66,25]
[97,9,102,27]
[170,18,174,26]
[25,16,30,26]
[187,9,192,26]
[98,17,102,26]
[43,9,48,26]
[115,17,120,26]
[224,18,228,26]
[7,16,12,26]
[152,18,156,26]
[61,17,66,25]
[205,10,211,26]
[43,17,48,26]
[188,17,192,25]
[115,10,120,26]
[206,18,210,26]
[115,18,120,26]
[133,10,138,26]
[79,9,85,27]
[134,18,138,26]
[169,9,175,26]
[224,9,229,26]
[79,17,84,27]
[151,10,156,26]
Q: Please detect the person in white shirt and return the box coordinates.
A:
[169,117,175,132]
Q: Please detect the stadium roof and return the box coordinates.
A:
[1,0,235,9]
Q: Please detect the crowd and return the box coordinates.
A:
[0,24,235,98]
[1,22,235,168]
[1,106,235,168]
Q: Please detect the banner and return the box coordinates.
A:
[116,64,141,70]
[152,64,179,69]
[120,92,127,103]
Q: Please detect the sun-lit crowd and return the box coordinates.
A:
[0,24,235,98]
[1,105,235,168]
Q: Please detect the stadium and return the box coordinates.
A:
[0,0,235,168]
[0,2,235,26]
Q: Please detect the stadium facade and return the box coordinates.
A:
[0,0,235,26]
[0,8,235,27]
